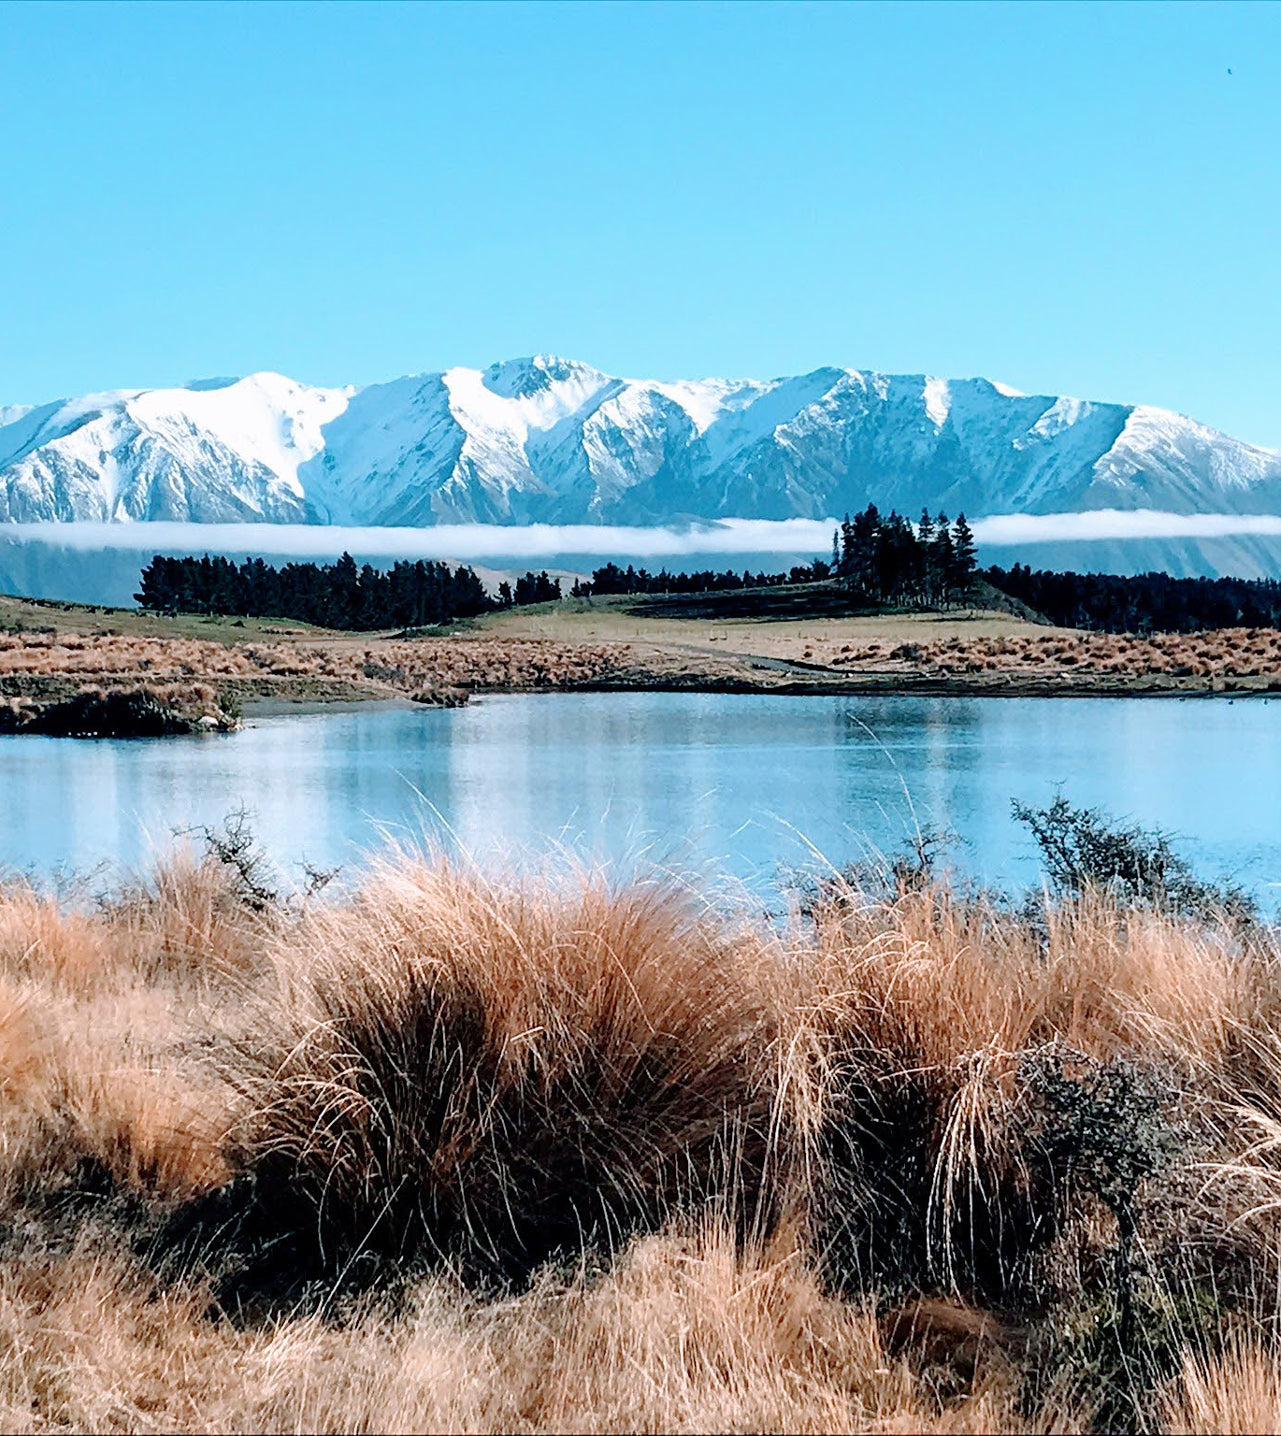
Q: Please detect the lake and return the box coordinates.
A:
[2,691,1278,903]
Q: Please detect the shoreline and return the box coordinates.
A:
[5,664,1276,734]
[550,672,1277,701]
[246,671,1281,712]
[6,603,1281,735]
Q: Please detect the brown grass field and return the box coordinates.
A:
[5,587,1281,722]
[3,841,1281,1432]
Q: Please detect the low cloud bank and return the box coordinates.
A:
[6,511,1281,561]
[6,513,1281,603]
[0,518,836,561]
[974,511,1281,544]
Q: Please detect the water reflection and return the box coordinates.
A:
[0,693,1277,902]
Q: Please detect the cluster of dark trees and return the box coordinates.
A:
[984,563,1281,634]
[834,506,978,607]
[136,553,581,629]
[572,560,832,598]
[499,571,562,606]
[135,553,494,628]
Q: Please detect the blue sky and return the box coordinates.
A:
[2,1,1278,444]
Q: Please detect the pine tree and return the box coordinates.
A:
[912,509,932,605]
[848,505,881,596]
[950,513,977,605]
[933,515,956,609]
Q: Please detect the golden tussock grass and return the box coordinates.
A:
[2,849,1281,1431]
[0,629,638,708]
[832,627,1281,684]
[1160,1339,1281,1435]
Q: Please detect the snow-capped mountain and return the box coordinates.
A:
[3,355,1280,528]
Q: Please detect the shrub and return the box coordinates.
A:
[1020,1045,1182,1345]
[1012,795,1257,923]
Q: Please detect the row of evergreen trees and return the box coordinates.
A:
[136,524,1281,637]
[136,554,580,629]
[133,512,977,627]
[574,560,833,598]
[984,563,1281,634]
[136,553,496,629]
[833,506,978,607]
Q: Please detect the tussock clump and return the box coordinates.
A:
[103,849,269,988]
[789,888,1055,1303]
[220,864,779,1292]
[0,853,263,1222]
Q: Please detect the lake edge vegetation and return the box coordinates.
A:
[3,804,1281,1432]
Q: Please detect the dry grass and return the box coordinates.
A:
[0,1222,1065,1435]
[479,599,1281,690]
[827,627,1281,688]
[0,628,649,711]
[475,593,1043,649]
[6,602,1281,720]
[3,851,1281,1431]
[1161,1340,1281,1435]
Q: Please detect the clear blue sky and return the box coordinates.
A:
[2,1,1278,444]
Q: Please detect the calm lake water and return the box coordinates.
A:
[2,692,1278,903]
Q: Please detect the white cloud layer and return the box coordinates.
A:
[973,510,1281,544]
[0,518,839,561]
[4,510,1281,562]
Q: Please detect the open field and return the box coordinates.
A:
[0,591,333,643]
[476,590,1055,652]
[3,842,1281,1432]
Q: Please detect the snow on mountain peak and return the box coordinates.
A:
[923,377,951,429]
[1,358,1278,529]
[482,354,605,397]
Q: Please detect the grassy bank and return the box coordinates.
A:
[6,598,1281,728]
[2,839,1281,1431]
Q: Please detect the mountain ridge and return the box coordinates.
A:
[3,355,1279,529]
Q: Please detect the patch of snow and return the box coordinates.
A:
[923,376,951,428]
[648,378,768,435]
[127,373,351,494]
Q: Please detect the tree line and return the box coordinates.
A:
[134,523,1281,637]
[572,560,833,598]
[984,563,1281,633]
[134,553,554,629]
[500,571,561,606]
